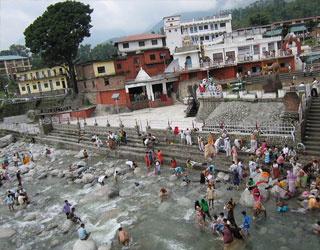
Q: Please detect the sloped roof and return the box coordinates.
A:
[135,67,151,82]
[264,29,282,37]
[290,25,306,32]
[0,55,28,61]
[118,33,166,43]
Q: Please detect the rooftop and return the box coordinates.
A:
[117,33,166,43]
[0,55,29,61]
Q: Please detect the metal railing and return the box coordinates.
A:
[203,121,295,135]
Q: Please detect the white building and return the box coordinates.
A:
[115,34,167,56]
[168,29,284,72]
[163,14,232,53]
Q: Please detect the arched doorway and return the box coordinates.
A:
[185,56,192,68]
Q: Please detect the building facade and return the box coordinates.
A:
[17,66,68,96]
[164,14,232,53]
[0,55,31,79]
[76,60,128,106]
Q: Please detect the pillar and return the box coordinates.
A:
[162,81,167,95]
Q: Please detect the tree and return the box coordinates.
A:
[24,1,93,94]
[0,50,11,56]
[306,20,315,32]
[75,44,92,63]
[8,44,29,57]
[281,23,290,39]
[91,43,117,61]
[30,53,47,69]
[248,12,271,26]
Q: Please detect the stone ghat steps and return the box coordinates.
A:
[45,131,247,169]
[35,135,234,173]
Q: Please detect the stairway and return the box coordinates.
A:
[303,97,320,157]
[185,100,199,117]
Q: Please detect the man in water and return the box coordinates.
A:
[78,223,90,240]
[62,200,72,218]
[16,171,22,186]
[98,175,108,186]
[118,227,130,246]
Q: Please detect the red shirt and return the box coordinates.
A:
[171,160,177,168]
[277,156,284,164]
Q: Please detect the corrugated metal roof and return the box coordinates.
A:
[264,29,282,36]
[290,25,307,32]
[0,55,28,61]
[117,33,166,43]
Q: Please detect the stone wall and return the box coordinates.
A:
[196,98,222,122]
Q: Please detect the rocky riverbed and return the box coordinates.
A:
[0,141,319,250]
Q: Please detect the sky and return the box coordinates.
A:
[0,0,250,50]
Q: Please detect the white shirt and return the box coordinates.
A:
[98,176,105,183]
[126,161,133,168]
[230,164,237,172]
[114,172,117,177]
[283,147,289,154]
[180,131,185,139]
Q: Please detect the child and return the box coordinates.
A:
[276,198,287,212]
[241,211,250,235]
[196,206,205,227]
[210,215,223,238]
[313,221,320,236]
[183,174,191,184]
[114,171,118,184]
[232,169,240,191]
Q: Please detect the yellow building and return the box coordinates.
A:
[17,66,68,96]
[0,55,31,79]
[92,61,116,77]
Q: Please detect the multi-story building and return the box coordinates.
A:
[163,14,232,53]
[0,55,31,79]
[76,60,127,106]
[17,66,68,96]
[114,33,171,80]
[115,33,167,56]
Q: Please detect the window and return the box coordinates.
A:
[212,53,223,62]
[97,66,105,74]
[47,70,51,77]
[150,54,156,60]
[117,63,122,70]
[21,87,26,91]
[215,24,218,29]
[210,24,214,30]
[123,43,129,48]
[212,34,215,40]
[84,82,87,88]
[190,27,194,33]
[220,23,226,28]
[133,58,139,64]
[268,42,275,51]
[194,26,198,32]
[56,81,60,86]
[44,83,48,88]
[104,79,110,86]
[139,41,145,47]
[253,45,260,55]
[30,73,33,78]
[151,40,158,45]
[204,25,208,30]
[33,85,37,90]
[92,81,95,88]
[160,53,166,59]
[175,29,177,31]
[199,26,203,30]
[170,23,173,26]
[200,37,204,41]
[205,36,209,40]
[169,30,171,33]
[53,69,57,76]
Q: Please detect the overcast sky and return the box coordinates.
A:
[0,0,250,50]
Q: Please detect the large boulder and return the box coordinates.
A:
[0,134,14,148]
[74,150,85,159]
[76,161,87,168]
[19,165,29,174]
[60,219,74,234]
[239,189,256,207]
[223,174,230,182]
[119,188,135,197]
[98,245,111,250]
[38,173,47,180]
[253,173,269,183]
[82,173,95,184]
[24,214,36,221]
[47,223,58,231]
[216,172,225,181]
[79,186,119,204]
[0,227,16,238]
[98,209,120,225]
[169,175,178,181]
[270,185,288,199]
[73,239,97,250]
[51,169,60,176]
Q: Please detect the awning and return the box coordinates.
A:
[264,29,282,36]
[290,25,306,32]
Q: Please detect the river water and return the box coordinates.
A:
[0,142,319,250]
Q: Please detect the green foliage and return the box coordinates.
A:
[305,20,315,32]
[231,0,320,29]
[30,53,47,69]
[0,44,29,57]
[75,43,117,63]
[281,23,290,39]
[24,1,93,94]
[249,13,271,26]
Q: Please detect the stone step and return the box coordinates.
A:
[304,141,320,147]
[303,136,320,142]
[305,150,320,157]
[305,127,320,132]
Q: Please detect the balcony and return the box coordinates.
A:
[17,72,67,82]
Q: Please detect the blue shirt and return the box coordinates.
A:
[78,227,87,240]
[6,196,13,204]
[243,216,250,229]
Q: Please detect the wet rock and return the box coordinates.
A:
[158,202,170,213]
[177,197,192,207]
[19,165,29,174]
[51,169,60,176]
[180,182,187,187]
[38,173,47,180]
[26,162,36,169]
[79,186,119,204]
[74,150,85,159]
[108,189,119,199]
[223,174,230,182]
[77,161,87,168]
[14,210,23,218]
[0,227,16,238]
[98,244,111,250]
[98,209,120,225]
[24,214,36,221]
[58,172,65,178]
[51,239,59,246]
[47,223,58,231]
[60,219,74,234]
[216,172,225,181]
[73,239,97,250]
[169,175,177,181]
[258,227,267,234]
[0,134,14,148]
[82,173,95,184]
[253,173,269,183]
[74,179,83,184]
[239,189,255,207]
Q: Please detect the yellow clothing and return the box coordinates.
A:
[208,133,214,145]
[309,198,319,209]
[24,156,29,165]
